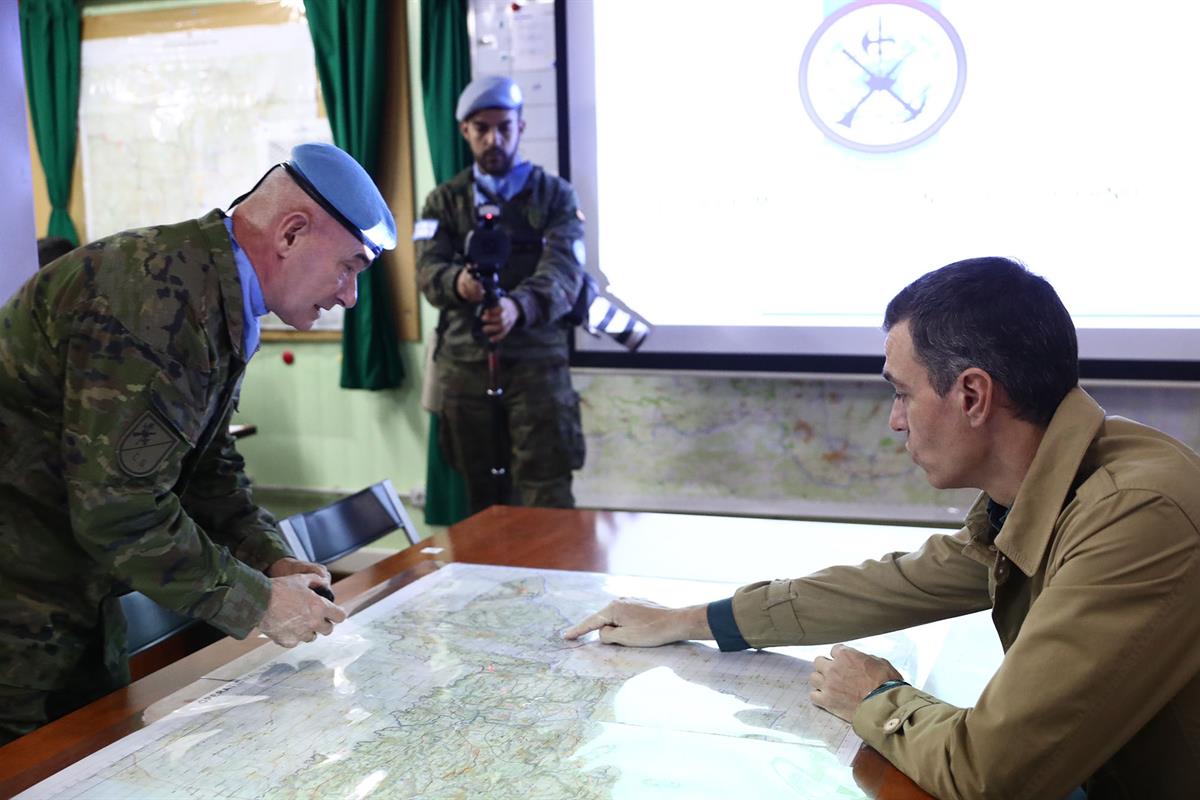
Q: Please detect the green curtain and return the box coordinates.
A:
[19,0,82,245]
[421,0,472,184]
[420,0,472,526]
[305,0,405,390]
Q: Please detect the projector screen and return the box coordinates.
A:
[561,0,1200,380]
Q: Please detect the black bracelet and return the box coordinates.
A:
[863,679,909,701]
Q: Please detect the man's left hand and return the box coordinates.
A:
[810,644,904,722]
[480,297,521,342]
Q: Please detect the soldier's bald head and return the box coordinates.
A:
[232,168,330,236]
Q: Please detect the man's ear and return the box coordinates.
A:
[459,120,471,142]
[958,368,995,428]
[277,211,310,257]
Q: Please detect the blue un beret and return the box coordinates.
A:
[455,76,523,122]
[285,143,397,256]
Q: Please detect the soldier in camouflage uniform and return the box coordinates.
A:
[0,143,395,745]
[416,76,586,514]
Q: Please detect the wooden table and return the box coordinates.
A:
[0,507,995,799]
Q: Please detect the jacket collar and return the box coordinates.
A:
[992,387,1106,576]
[197,208,247,362]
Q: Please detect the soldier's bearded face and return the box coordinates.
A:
[460,108,524,176]
[269,218,373,330]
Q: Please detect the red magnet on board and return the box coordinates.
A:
[282,350,295,365]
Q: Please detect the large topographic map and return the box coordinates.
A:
[21,564,886,800]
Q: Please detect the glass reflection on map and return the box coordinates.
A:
[567,663,865,798]
[349,769,387,799]
[610,665,821,744]
[574,723,863,799]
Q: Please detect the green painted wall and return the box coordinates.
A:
[234,341,428,494]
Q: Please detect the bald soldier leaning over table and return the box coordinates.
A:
[0,143,396,745]
[566,258,1200,800]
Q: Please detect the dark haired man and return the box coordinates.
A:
[565,257,1200,799]
[416,75,586,513]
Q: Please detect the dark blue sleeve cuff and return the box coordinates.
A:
[863,679,909,701]
[707,598,751,652]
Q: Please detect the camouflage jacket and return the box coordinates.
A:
[0,209,290,690]
[415,166,585,362]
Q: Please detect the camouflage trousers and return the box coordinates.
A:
[437,356,585,514]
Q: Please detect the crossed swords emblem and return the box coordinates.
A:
[132,419,160,447]
[838,18,928,128]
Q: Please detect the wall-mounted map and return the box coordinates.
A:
[574,374,1200,525]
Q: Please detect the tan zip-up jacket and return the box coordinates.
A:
[729,388,1200,799]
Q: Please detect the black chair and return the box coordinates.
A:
[122,482,415,657]
[120,590,200,656]
[278,479,418,566]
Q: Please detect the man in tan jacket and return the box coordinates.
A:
[564,257,1200,800]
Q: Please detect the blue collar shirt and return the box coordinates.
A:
[472,159,533,205]
[223,215,267,360]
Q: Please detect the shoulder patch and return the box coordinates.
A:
[117,410,182,477]
[412,219,439,241]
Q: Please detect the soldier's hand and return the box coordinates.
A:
[480,297,520,342]
[456,268,484,303]
[267,556,331,589]
[562,598,711,647]
[258,572,347,648]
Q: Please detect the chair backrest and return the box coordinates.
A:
[279,479,418,565]
[119,591,199,655]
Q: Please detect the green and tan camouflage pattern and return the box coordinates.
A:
[417,166,587,511]
[0,209,290,695]
[415,165,585,363]
[437,357,584,514]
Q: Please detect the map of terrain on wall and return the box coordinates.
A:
[574,373,978,524]
[573,374,1200,525]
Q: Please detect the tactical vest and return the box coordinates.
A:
[433,166,579,363]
